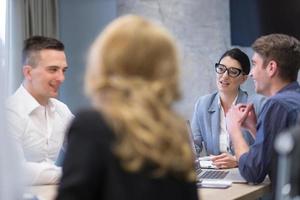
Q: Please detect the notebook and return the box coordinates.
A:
[186,120,247,183]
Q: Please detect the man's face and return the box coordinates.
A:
[24,49,68,105]
[250,52,270,96]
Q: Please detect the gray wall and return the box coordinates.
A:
[32,0,300,118]
[117,0,255,120]
[58,0,257,119]
[58,0,116,111]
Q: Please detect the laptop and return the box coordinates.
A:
[186,120,247,183]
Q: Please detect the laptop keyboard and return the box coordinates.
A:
[199,170,229,179]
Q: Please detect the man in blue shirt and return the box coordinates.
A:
[226,34,300,184]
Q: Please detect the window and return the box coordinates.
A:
[0,0,6,96]
[0,0,6,43]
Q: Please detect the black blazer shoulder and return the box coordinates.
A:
[57,109,199,200]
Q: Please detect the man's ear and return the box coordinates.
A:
[266,60,278,78]
[23,65,33,81]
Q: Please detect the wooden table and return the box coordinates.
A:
[199,180,271,200]
[28,180,271,200]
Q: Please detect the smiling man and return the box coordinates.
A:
[6,36,73,185]
[226,34,300,186]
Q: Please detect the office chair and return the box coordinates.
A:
[274,125,300,200]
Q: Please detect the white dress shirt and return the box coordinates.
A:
[218,96,237,153]
[6,85,73,185]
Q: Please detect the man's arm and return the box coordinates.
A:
[7,111,62,185]
[227,125,250,160]
[226,104,252,160]
[227,100,290,184]
[226,104,266,183]
[24,161,62,185]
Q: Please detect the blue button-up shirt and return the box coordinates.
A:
[239,81,300,184]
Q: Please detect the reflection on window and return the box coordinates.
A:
[0,0,6,43]
[0,0,5,68]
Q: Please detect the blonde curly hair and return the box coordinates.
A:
[85,15,195,181]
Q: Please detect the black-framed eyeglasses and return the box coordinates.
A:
[215,63,244,78]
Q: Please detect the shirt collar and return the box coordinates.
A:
[48,99,56,113]
[277,81,300,94]
[18,85,56,114]
[218,94,238,108]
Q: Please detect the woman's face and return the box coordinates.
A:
[216,56,247,94]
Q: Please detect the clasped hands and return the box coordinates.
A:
[212,103,257,168]
[204,104,257,169]
[226,103,257,138]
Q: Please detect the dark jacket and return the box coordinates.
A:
[56,109,199,200]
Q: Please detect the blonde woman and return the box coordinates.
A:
[56,15,198,200]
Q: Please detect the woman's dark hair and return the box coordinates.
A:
[218,48,250,75]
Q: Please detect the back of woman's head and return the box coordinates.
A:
[218,48,250,75]
[86,15,180,104]
[85,15,195,181]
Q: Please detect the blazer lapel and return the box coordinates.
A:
[236,88,248,104]
[208,93,221,155]
[230,88,248,154]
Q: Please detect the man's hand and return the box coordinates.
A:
[211,153,238,169]
[226,103,248,133]
[240,104,257,138]
[226,104,253,160]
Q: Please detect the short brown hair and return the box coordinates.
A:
[23,35,64,67]
[252,33,300,81]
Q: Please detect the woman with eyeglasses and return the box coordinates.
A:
[191,48,265,169]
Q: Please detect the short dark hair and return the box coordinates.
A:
[252,33,300,82]
[218,48,251,75]
[22,35,65,67]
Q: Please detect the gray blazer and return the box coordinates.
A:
[191,88,266,156]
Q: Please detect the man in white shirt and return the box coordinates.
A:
[6,36,73,185]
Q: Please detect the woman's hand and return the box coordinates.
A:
[211,153,238,169]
